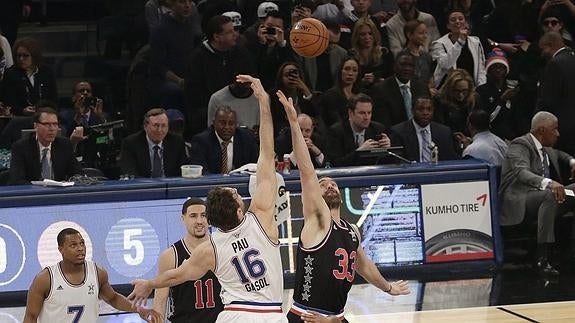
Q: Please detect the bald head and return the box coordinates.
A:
[297,113,314,139]
[539,31,565,58]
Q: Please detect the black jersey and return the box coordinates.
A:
[288,218,360,322]
[167,239,223,323]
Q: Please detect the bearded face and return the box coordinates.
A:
[319,177,342,209]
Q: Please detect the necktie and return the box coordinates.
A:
[541,148,550,178]
[400,83,413,119]
[41,148,52,179]
[355,133,364,147]
[221,140,230,174]
[421,129,432,162]
[151,145,162,178]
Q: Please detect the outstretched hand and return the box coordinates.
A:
[276,90,298,122]
[137,307,162,323]
[236,75,268,102]
[387,280,410,296]
[127,279,153,308]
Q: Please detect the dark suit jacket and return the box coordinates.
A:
[537,47,575,155]
[275,129,326,169]
[189,126,259,174]
[59,107,107,137]
[119,130,188,177]
[0,65,58,116]
[325,120,387,167]
[370,78,428,129]
[389,120,458,162]
[499,134,573,225]
[9,135,81,185]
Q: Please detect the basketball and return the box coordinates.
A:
[289,18,329,58]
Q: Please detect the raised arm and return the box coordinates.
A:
[276,90,331,228]
[129,241,215,308]
[23,269,50,323]
[237,75,278,238]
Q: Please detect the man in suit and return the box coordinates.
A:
[190,106,259,174]
[9,107,81,185]
[537,31,575,155]
[370,52,429,129]
[390,95,457,162]
[275,113,326,169]
[499,111,575,275]
[120,108,188,178]
[59,81,107,137]
[325,93,391,167]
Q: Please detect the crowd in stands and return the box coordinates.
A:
[0,0,575,275]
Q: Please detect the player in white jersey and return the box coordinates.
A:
[129,75,287,323]
[23,228,160,323]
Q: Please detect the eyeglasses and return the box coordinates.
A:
[543,19,559,27]
[37,122,59,128]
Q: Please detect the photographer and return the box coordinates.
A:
[59,81,107,139]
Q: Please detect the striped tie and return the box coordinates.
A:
[221,140,230,174]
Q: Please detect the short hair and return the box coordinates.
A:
[539,31,564,48]
[13,37,43,67]
[348,93,373,111]
[71,81,91,94]
[206,15,232,41]
[214,105,236,118]
[57,228,80,247]
[468,109,490,132]
[182,197,206,215]
[143,107,167,125]
[206,187,240,231]
[531,111,557,132]
[447,9,467,22]
[412,94,433,109]
[33,107,58,122]
[395,51,414,67]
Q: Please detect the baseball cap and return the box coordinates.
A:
[485,48,509,74]
[222,11,242,27]
[258,2,279,19]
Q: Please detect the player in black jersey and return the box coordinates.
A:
[152,198,223,323]
[276,91,410,322]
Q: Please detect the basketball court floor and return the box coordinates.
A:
[1,261,574,322]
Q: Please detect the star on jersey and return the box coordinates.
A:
[304,275,313,284]
[301,291,311,301]
[302,255,315,301]
[88,283,95,295]
[304,255,314,265]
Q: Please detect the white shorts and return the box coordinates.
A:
[216,311,288,323]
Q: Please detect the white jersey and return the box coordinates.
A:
[38,260,99,323]
[210,211,284,316]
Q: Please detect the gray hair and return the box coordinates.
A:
[530,111,557,132]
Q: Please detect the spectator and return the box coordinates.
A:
[399,20,435,90]
[325,93,391,166]
[318,57,361,129]
[120,108,188,178]
[434,69,477,136]
[207,81,260,130]
[313,0,348,22]
[0,37,58,116]
[369,0,398,24]
[461,109,507,166]
[386,0,440,57]
[431,10,486,87]
[0,99,53,149]
[276,113,326,168]
[190,106,259,174]
[186,15,255,136]
[300,19,348,92]
[270,62,316,136]
[144,0,171,32]
[390,95,458,162]
[149,0,201,114]
[499,111,575,276]
[339,0,388,50]
[350,17,394,89]
[537,31,575,156]
[0,33,13,72]
[241,2,280,47]
[476,49,517,140]
[370,51,429,129]
[246,10,294,90]
[9,107,81,185]
[59,81,107,137]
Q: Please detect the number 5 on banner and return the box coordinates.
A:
[124,229,144,266]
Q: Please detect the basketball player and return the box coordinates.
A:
[129,75,287,323]
[23,228,160,323]
[152,197,223,322]
[276,91,410,323]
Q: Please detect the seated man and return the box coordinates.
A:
[9,107,81,185]
[275,113,326,169]
[190,106,258,174]
[120,108,188,178]
[461,109,507,166]
[325,93,391,167]
[58,81,107,137]
[390,95,457,162]
[0,99,55,149]
[207,80,259,131]
[499,111,575,275]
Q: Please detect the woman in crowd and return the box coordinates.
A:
[318,57,361,129]
[0,37,58,116]
[431,9,485,88]
[399,20,435,95]
[350,17,393,89]
[434,69,477,136]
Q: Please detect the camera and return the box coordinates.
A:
[83,96,97,109]
[265,26,276,35]
[287,69,299,78]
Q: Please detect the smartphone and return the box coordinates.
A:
[265,27,276,35]
[374,134,384,140]
[83,96,97,109]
